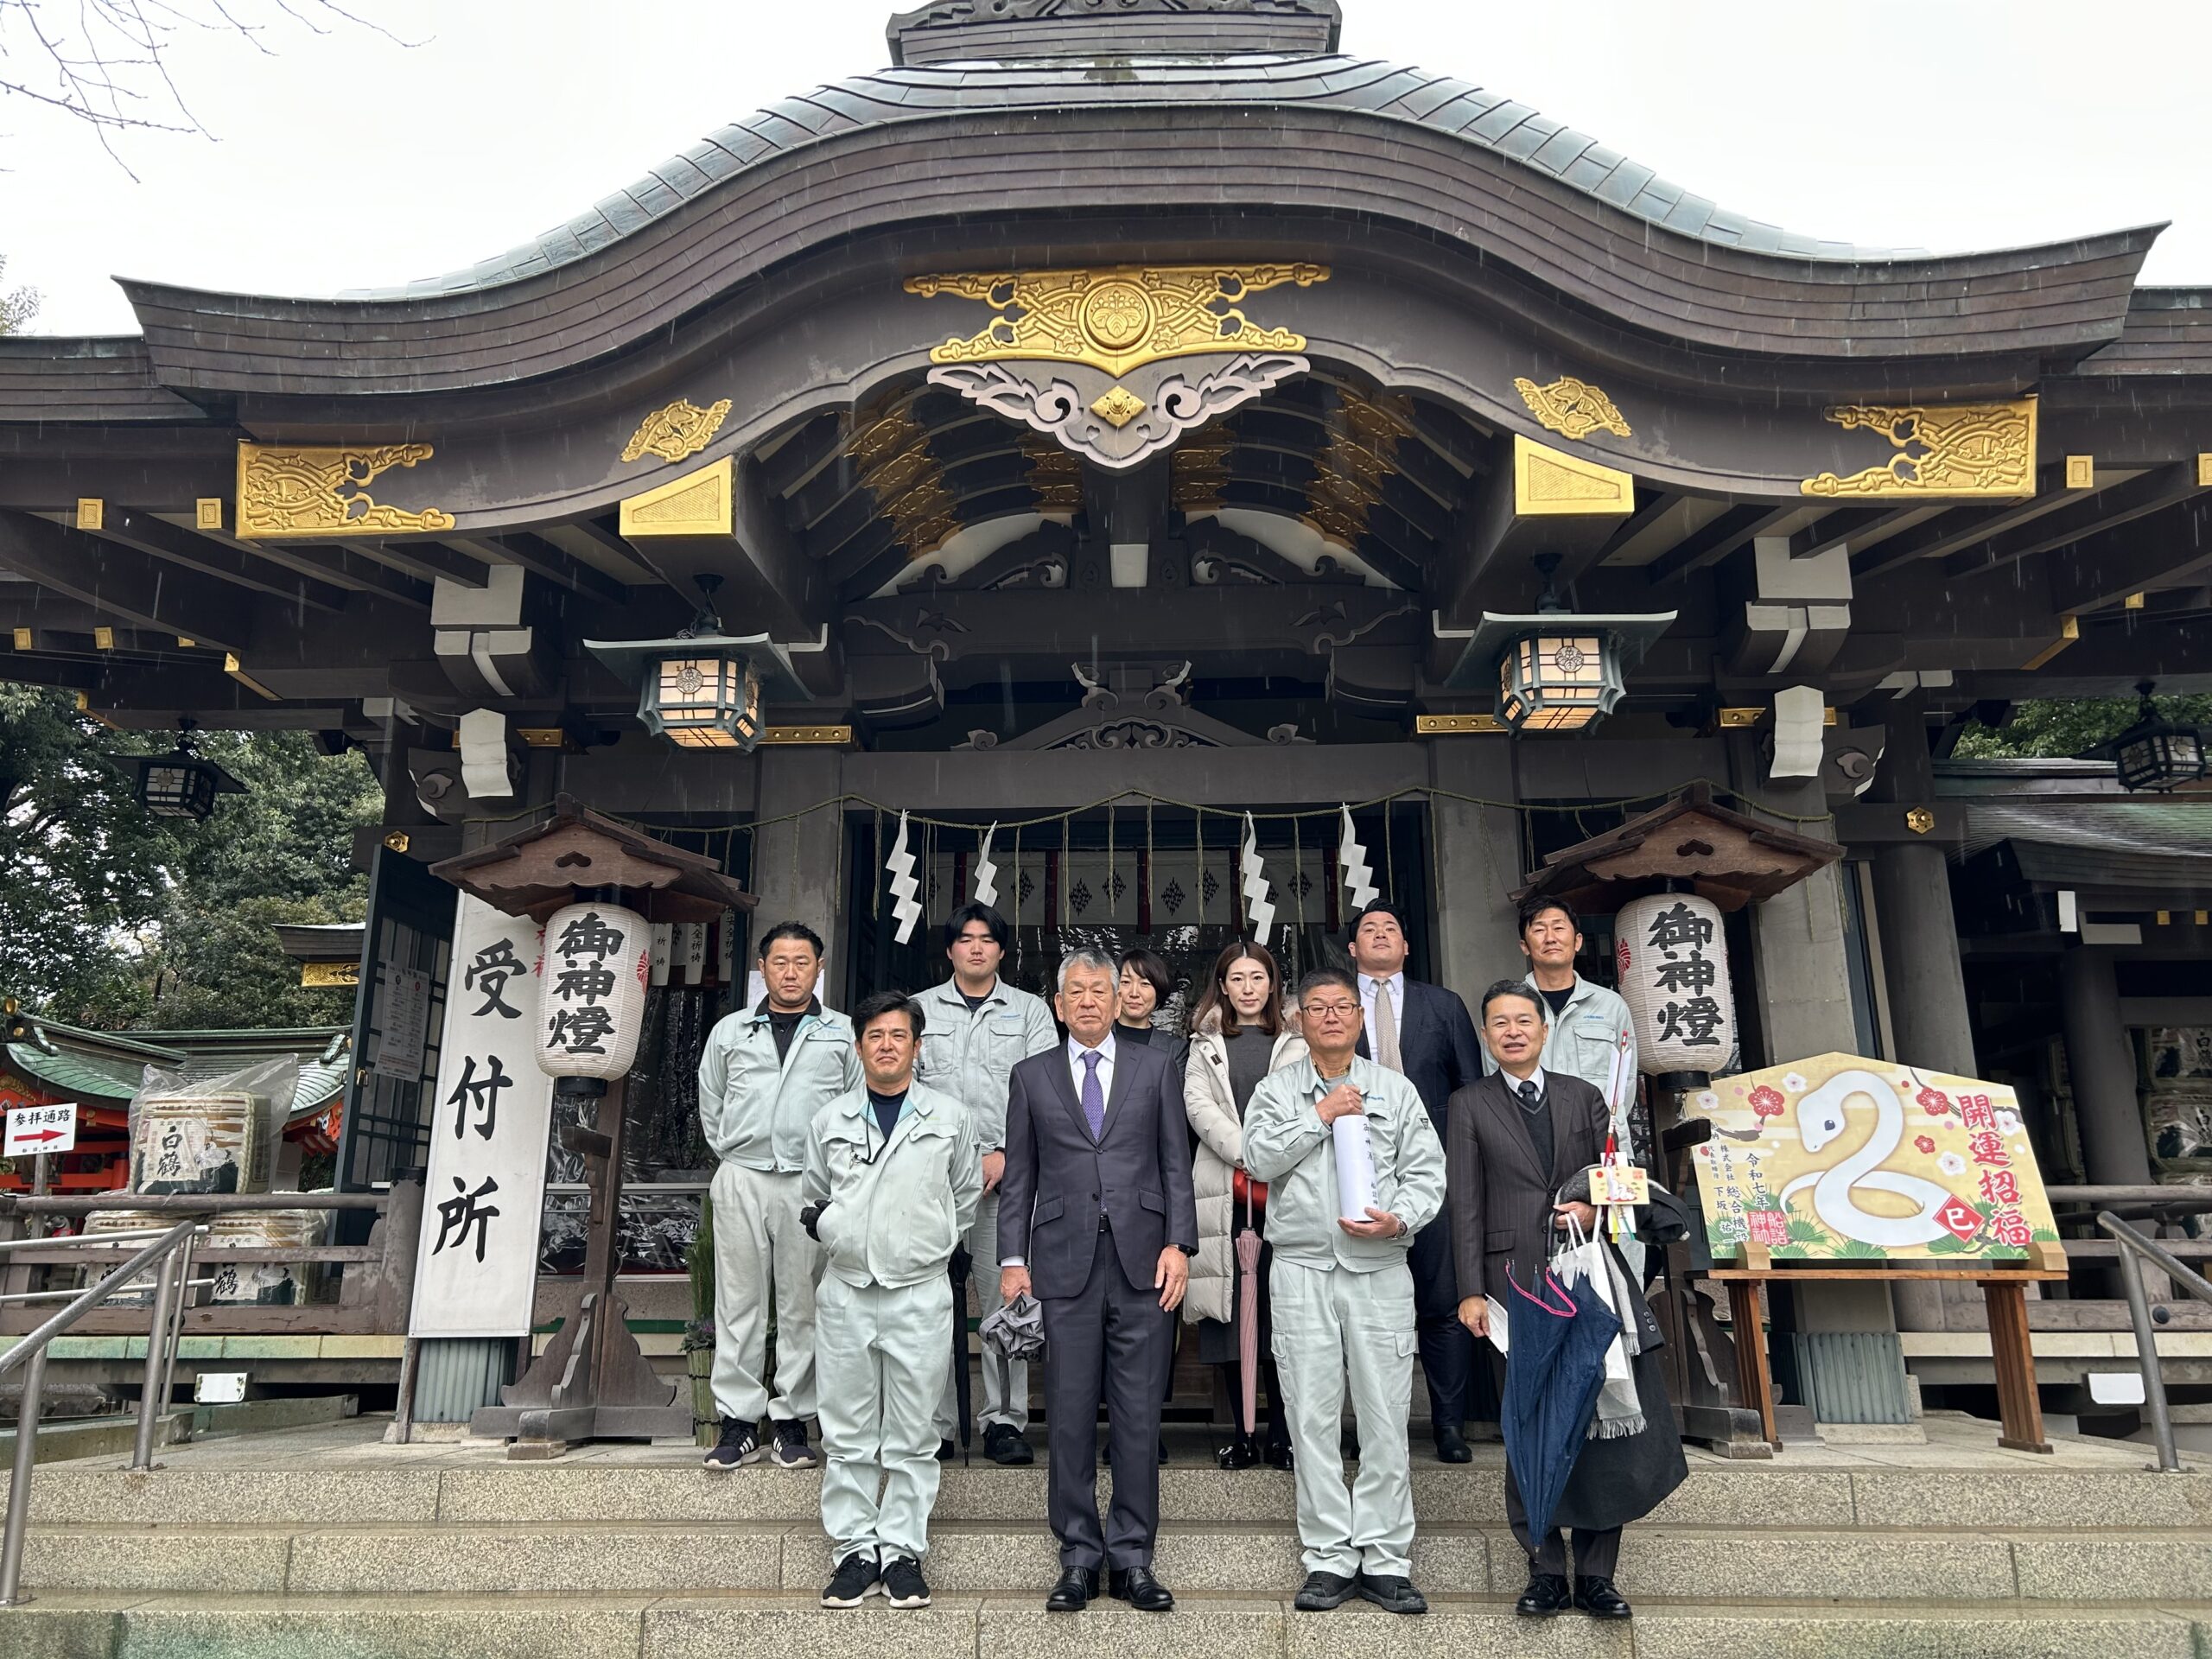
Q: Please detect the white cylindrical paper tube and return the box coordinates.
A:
[1332,1112,1377,1222]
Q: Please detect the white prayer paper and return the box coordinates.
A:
[1332,1111,1377,1221]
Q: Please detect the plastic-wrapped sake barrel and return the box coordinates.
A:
[205,1209,327,1305]
[82,1208,171,1306]
[133,1091,269,1195]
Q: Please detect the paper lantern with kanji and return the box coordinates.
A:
[1615,892,1735,1075]
[534,902,652,1080]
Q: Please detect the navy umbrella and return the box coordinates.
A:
[1501,1267,1624,1547]
[949,1244,974,1462]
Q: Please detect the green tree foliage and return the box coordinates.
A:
[1955,693,2212,760]
[0,255,36,334]
[0,686,381,1030]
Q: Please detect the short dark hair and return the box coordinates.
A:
[852,990,924,1040]
[1479,979,1547,1022]
[759,920,825,958]
[1516,895,1580,938]
[943,902,1010,953]
[1296,966,1360,1005]
[1116,948,1173,1005]
[1347,901,1411,947]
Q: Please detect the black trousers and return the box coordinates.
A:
[1411,1214,1483,1433]
[1040,1225,1172,1570]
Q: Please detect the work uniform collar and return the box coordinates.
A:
[1522,969,1588,1014]
[750,995,823,1023]
[1287,1051,1386,1101]
[934,977,1007,1010]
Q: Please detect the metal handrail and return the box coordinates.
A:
[2096,1211,2212,1475]
[0,1218,205,1606]
[0,1189,394,1609]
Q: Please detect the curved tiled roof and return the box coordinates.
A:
[338,54,1922,303]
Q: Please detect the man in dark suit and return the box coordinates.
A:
[1446,979,1683,1623]
[999,947,1198,1614]
[1345,901,1485,1461]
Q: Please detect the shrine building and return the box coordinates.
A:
[3,0,2209,1424]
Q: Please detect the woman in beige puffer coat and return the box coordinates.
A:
[1183,940,1306,1468]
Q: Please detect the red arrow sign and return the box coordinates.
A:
[14,1129,63,1144]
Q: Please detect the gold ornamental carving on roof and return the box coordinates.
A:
[235,442,454,539]
[905,263,1328,379]
[1801,397,2037,499]
[621,397,734,465]
[1514,374,1630,442]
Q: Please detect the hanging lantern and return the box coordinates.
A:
[640,650,762,750]
[1498,628,1621,732]
[1433,555,1675,735]
[113,719,245,823]
[534,901,652,1080]
[586,579,798,756]
[2093,681,2207,794]
[1615,892,1736,1077]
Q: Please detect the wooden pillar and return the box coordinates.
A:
[2060,947,2150,1185]
[1866,702,1978,1076]
[1425,737,1522,1006]
[747,747,847,992]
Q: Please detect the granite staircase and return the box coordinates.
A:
[1,1419,2209,1658]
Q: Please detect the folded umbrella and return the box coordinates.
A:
[1501,1266,1623,1548]
[1235,1181,1262,1438]
[949,1244,973,1462]
[980,1290,1046,1363]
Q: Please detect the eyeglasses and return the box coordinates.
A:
[1302,1001,1360,1020]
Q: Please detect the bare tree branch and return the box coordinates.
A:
[0,0,416,173]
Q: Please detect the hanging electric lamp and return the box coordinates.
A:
[1433,554,1676,734]
[115,717,245,822]
[2094,680,2208,793]
[584,575,771,753]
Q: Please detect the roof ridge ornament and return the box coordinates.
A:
[887,0,1342,66]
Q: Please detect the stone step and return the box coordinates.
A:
[16,1521,2212,1605]
[13,1457,2210,1531]
[3,1591,2209,1659]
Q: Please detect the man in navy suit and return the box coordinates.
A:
[1347,902,1485,1461]
[999,949,1198,1614]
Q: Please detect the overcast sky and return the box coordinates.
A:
[3,0,2206,337]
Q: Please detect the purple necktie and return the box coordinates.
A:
[1081,1049,1105,1141]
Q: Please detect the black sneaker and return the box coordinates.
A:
[702,1416,760,1471]
[822,1553,880,1607]
[1355,1572,1427,1616]
[938,1438,958,1461]
[768,1418,817,1468]
[1294,1570,1357,1611]
[881,1555,931,1609]
[984,1423,1034,1465]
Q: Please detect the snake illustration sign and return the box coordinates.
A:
[1688,1053,2060,1262]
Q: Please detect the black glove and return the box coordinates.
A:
[799,1201,826,1243]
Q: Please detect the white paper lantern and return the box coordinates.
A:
[534,901,652,1080]
[1614,892,1735,1076]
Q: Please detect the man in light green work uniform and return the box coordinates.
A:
[913,902,1059,1463]
[696,921,861,1471]
[1244,966,1446,1618]
[805,990,982,1611]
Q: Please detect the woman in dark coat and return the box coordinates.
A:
[1445,980,1685,1623]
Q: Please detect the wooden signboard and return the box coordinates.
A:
[1688,1053,2065,1454]
[1690,1053,2060,1263]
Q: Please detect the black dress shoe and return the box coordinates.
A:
[1354,1573,1427,1616]
[1107,1565,1175,1611]
[984,1423,1035,1465]
[1433,1423,1471,1463]
[1293,1569,1356,1611]
[1217,1430,1258,1470]
[1262,1434,1294,1471]
[1573,1574,1633,1618]
[1516,1573,1572,1617]
[1046,1566,1099,1612]
[937,1438,957,1462]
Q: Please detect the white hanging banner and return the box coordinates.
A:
[536,901,652,1081]
[412,893,556,1339]
[648,922,674,988]
[972,822,1001,910]
[1615,893,1735,1074]
[1240,812,1275,945]
[677,921,708,986]
[887,810,923,944]
[1337,804,1379,912]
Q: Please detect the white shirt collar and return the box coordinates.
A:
[1068,1031,1116,1066]
[1503,1065,1549,1098]
[1360,969,1404,998]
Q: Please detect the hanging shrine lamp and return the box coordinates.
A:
[584,575,769,753]
[2094,680,2208,793]
[1433,554,1675,734]
[117,717,245,822]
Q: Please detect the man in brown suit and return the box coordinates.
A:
[1445,980,1641,1622]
